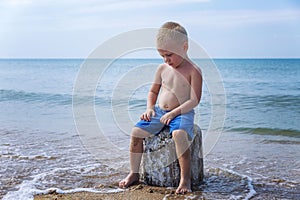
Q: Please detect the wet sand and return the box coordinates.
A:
[34,184,189,200]
[33,182,300,200]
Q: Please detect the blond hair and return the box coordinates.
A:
[156,21,188,46]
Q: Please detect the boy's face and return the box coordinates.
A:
[157,49,184,68]
[157,40,188,68]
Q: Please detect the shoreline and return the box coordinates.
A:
[2,129,299,200]
[34,184,184,200]
[4,130,299,200]
[33,182,300,200]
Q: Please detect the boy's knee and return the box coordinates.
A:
[131,127,150,139]
[172,129,189,141]
[172,130,191,154]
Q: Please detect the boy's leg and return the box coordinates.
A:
[119,127,150,188]
[172,130,192,194]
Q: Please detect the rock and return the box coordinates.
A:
[140,124,203,188]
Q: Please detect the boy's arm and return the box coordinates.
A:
[140,65,162,121]
[147,83,160,110]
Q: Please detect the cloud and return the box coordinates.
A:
[65,0,210,15]
[0,0,33,7]
[186,9,300,28]
[1,0,210,9]
[0,0,299,58]
[1,0,299,33]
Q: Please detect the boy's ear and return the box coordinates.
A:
[183,41,188,52]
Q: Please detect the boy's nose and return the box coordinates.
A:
[164,57,169,63]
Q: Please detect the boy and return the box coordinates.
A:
[119,22,202,194]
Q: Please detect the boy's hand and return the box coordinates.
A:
[140,108,155,121]
[160,112,175,125]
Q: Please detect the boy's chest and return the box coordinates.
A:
[161,68,191,90]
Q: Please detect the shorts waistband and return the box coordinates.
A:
[156,105,171,114]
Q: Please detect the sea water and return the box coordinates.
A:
[0,58,299,199]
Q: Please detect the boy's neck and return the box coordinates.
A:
[175,57,190,69]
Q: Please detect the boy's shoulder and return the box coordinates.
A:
[156,63,169,72]
[183,60,202,74]
[158,63,168,68]
[191,62,202,74]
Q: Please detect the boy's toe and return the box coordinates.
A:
[175,187,192,194]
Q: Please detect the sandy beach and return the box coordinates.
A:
[33,129,300,200]
[34,184,189,200]
[33,181,299,200]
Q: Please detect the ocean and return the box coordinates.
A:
[0,58,299,199]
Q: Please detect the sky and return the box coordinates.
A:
[0,0,299,58]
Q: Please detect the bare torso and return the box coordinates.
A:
[158,61,196,111]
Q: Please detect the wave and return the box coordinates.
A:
[0,89,115,106]
[228,127,300,138]
[3,167,256,200]
[229,93,300,110]
[2,166,123,200]
[205,167,256,200]
[0,89,72,106]
[258,94,299,108]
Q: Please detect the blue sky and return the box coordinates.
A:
[0,0,299,58]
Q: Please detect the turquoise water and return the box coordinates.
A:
[1,58,299,135]
[0,59,299,199]
[215,59,300,135]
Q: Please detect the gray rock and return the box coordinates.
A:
[141,124,203,188]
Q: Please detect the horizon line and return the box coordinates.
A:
[0,57,299,60]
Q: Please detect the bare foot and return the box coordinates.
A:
[119,173,139,188]
[175,179,192,194]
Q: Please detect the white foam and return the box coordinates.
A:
[2,169,123,200]
[220,168,257,200]
[3,179,41,200]
[3,184,123,200]
[237,157,248,165]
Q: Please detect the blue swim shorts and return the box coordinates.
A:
[135,106,195,139]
